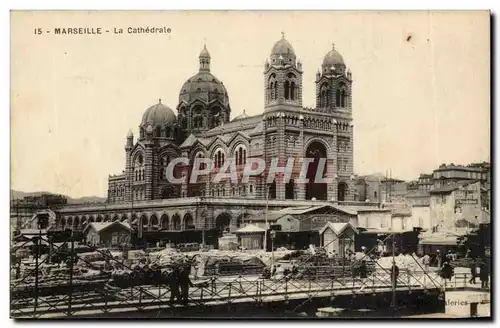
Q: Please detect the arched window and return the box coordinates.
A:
[336,89,341,107]
[134,153,145,182]
[341,90,346,107]
[234,145,247,166]
[284,80,290,99]
[165,127,171,138]
[195,152,205,170]
[270,82,274,100]
[155,126,162,138]
[274,83,278,100]
[161,155,171,180]
[290,81,296,100]
[214,149,224,168]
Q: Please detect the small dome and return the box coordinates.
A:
[141,100,177,127]
[271,32,296,57]
[322,43,345,67]
[269,32,297,67]
[146,125,153,133]
[232,110,249,121]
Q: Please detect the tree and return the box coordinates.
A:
[457,224,490,258]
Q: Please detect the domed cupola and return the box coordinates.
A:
[321,43,346,75]
[270,32,297,67]
[177,44,231,137]
[139,99,178,141]
[232,109,249,121]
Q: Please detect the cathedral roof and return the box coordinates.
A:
[322,43,345,67]
[141,100,177,127]
[204,113,262,136]
[250,121,264,135]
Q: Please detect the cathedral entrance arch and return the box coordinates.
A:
[305,141,328,200]
[338,182,348,202]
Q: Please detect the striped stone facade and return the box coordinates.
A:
[101,35,355,227]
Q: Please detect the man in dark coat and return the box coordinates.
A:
[440,261,454,282]
[168,267,181,303]
[480,260,489,289]
[358,260,368,292]
[391,263,399,289]
[179,264,194,305]
[469,259,477,284]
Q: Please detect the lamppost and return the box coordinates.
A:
[270,229,276,273]
[263,184,269,251]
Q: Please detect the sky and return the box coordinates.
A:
[10,11,490,198]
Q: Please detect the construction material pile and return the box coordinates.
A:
[375,253,423,272]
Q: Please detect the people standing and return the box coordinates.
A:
[179,264,194,305]
[480,260,489,289]
[168,267,181,303]
[440,261,454,286]
[469,259,477,284]
[422,254,430,272]
[358,260,368,292]
[391,263,399,289]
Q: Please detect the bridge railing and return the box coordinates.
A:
[10,229,482,318]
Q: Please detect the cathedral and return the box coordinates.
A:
[107,33,355,205]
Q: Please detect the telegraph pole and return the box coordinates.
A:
[391,233,396,309]
[264,185,269,251]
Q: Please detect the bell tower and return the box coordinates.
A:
[264,33,303,110]
[315,43,352,113]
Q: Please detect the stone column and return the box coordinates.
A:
[144,143,154,200]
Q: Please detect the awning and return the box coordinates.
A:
[420,236,459,245]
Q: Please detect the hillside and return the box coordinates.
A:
[10,190,106,204]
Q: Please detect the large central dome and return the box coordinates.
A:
[178,45,230,106]
[179,71,229,105]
